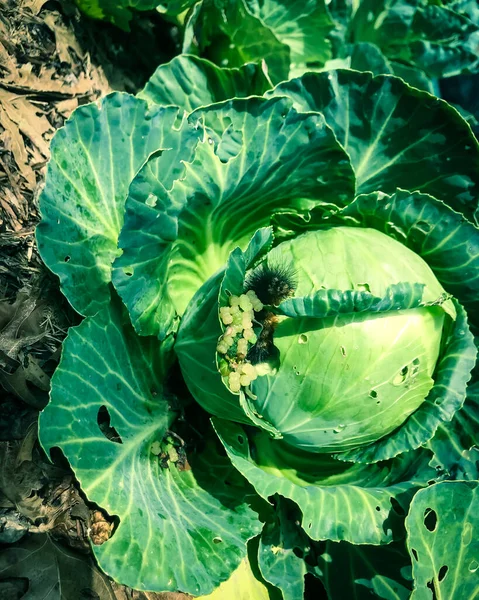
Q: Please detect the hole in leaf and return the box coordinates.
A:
[293,547,304,559]
[97,405,123,444]
[375,506,381,512]
[237,435,245,444]
[213,537,223,544]
[340,346,346,357]
[390,497,405,516]
[469,560,478,573]
[423,508,437,532]
[307,522,312,529]
[64,255,71,262]
[392,365,409,386]
[438,565,448,582]
[415,221,432,234]
[426,579,438,600]
[411,548,418,561]
[369,389,378,399]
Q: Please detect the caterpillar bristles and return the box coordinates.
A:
[244,262,297,306]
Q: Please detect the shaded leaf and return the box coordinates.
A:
[0,533,116,599]
[75,0,159,31]
[319,540,413,600]
[259,497,322,600]
[269,69,479,220]
[350,0,479,79]
[428,381,479,480]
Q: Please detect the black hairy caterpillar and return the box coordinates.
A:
[246,312,280,365]
[245,262,297,365]
[244,262,297,306]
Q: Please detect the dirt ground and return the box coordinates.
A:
[0,1,189,597]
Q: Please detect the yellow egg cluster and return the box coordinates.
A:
[216,290,263,392]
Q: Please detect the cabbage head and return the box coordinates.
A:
[177,226,456,453]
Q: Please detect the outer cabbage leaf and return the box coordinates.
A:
[36,93,189,317]
[242,0,334,76]
[113,95,354,338]
[38,298,261,595]
[350,0,479,78]
[213,418,435,546]
[328,39,436,94]
[138,55,271,115]
[449,0,479,26]
[187,0,290,84]
[75,0,159,31]
[183,0,333,83]
[406,481,479,599]
[269,69,479,221]
[428,381,479,480]
[258,496,323,600]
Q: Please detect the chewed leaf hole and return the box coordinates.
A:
[369,389,378,399]
[293,547,304,559]
[375,506,381,512]
[213,537,223,544]
[340,346,346,357]
[237,435,245,445]
[469,560,478,573]
[438,565,448,582]
[426,580,436,598]
[392,365,409,386]
[390,497,405,516]
[423,508,437,532]
[411,548,418,561]
[64,255,71,262]
[298,334,308,344]
[415,220,432,234]
[308,522,312,529]
[123,268,133,277]
[97,405,123,444]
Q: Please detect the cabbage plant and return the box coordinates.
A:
[37,55,479,598]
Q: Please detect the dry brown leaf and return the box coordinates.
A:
[0,187,27,231]
[0,89,52,157]
[43,12,85,64]
[0,97,36,189]
[111,583,193,600]
[22,0,51,15]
